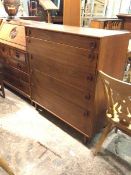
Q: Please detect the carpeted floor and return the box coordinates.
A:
[0,89,131,175]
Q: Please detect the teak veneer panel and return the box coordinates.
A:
[31,70,95,110]
[26,28,100,50]
[31,83,93,137]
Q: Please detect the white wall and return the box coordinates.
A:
[106,0,131,17]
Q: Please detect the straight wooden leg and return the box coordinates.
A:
[115,127,118,133]
[92,123,113,156]
[0,157,15,175]
[83,135,89,144]
[1,82,5,98]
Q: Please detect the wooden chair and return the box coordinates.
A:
[93,70,131,155]
[0,157,15,175]
[0,63,5,98]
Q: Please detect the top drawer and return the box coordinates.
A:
[25,28,99,51]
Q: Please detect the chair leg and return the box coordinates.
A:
[93,123,113,156]
[1,82,5,98]
[0,157,15,175]
[115,127,118,133]
[0,81,5,98]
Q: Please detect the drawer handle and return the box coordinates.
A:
[28,30,31,36]
[89,42,96,49]
[83,111,90,117]
[30,55,33,60]
[16,52,20,58]
[17,63,21,69]
[88,53,95,61]
[86,74,93,81]
[85,94,91,100]
[27,38,31,43]
[2,47,5,52]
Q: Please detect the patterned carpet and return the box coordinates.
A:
[0,89,131,175]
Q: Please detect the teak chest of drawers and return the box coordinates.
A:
[25,24,129,140]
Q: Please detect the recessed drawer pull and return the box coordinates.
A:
[16,52,20,58]
[89,42,96,49]
[27,38,31,43]
[86,74,93,81]
[17,63,21,69]
[28,30,31,36]
[2,47,5,52]
[88,53,95,61]
[85,94,91,100]
[83,111,90,117]
[30,55,33,60]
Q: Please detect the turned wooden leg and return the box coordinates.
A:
[0,157,15,175]
[93,123,113,156]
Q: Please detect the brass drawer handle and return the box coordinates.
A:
[83,111,90,117]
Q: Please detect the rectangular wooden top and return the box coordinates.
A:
[25,22,130,38]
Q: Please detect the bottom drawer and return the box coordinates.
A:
[4,73,30,95]
[4,65,29,83]
[32,85,93,137]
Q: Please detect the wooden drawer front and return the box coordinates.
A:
[26,28,99,50]
[31,70,95,109]
[5,57,29,73]
[30,55,96,90]
[0,45,27,63]
[27,38,98,69]
[32,84,93,137]
[4,65,30,83]
[11,50,27,63]
[4,73,30,95]
[0,45,9,58]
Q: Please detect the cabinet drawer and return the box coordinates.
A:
[32,84,93,137]
[29,48,98,72]
[31,56,96,90]
[5,57,29,73]
[27,38,98,68]
[4,65,30,83]
[4,73,30,95]
[31,70,95,109]
[26,28,99,50]
[0,45,27,63]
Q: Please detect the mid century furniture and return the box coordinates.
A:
[90,18,123,30]
[25,23,130,141]
[93,71,131,155]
